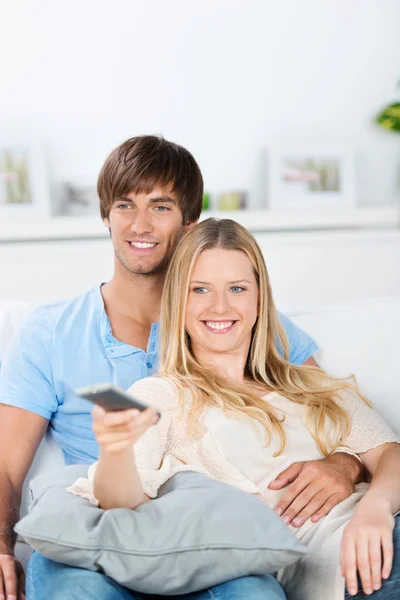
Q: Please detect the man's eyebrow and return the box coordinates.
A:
[115,195,177,205]
[115,196,134,203]
[148,196,177,205]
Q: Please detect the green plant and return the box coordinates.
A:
[376,82,400,133]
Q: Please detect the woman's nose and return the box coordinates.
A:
[210,293,230,314]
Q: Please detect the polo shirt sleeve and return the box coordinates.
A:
[278,311,318,365]
[0,306,58,420]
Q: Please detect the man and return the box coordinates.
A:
[0,136,364,599]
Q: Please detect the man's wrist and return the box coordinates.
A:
[326,451,366,485]
[0,541,15,556]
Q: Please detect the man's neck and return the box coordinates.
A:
[102,272,164,325]
[100,272,164,348]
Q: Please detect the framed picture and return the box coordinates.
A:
[267,145,355,211]
[0,143,51,217]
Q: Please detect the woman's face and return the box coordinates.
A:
[185,248,259,357]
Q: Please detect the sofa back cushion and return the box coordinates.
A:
[290,297,400,434]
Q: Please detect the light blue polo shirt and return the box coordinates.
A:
[0,285,317,465]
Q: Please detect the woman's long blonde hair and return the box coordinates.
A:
[159,218,370,456]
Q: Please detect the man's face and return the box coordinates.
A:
[104,186,195,277]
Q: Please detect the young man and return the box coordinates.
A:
[0,136,363,600]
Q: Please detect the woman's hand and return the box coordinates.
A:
[341,497,395,596]
[92,405,159,454]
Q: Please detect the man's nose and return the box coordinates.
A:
[131,210,153,235]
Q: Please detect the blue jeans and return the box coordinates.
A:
[26,551,286,599]
[345,515,400,599]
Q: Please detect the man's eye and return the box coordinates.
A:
[116,203,132,210]
[193,287,208,294]
[154,205,170,211]
[231,286,245,293]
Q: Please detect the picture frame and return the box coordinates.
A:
[0,142,51,218]
[267,145,356,211]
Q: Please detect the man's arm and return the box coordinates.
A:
[270,354,365,526]
[0,405,48,599]
[303,356,318,367]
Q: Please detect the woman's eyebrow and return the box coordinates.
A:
[190,279,252,285]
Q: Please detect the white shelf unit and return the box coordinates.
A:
[0,207,399,243]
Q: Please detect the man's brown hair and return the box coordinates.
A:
[98,135,204,223]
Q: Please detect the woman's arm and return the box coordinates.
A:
[341,442,400,596]
[359,441,400,513]
[92,405,158,509]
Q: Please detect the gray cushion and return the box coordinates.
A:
[16,467,306,595]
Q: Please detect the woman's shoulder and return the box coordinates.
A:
[127,375,180,408]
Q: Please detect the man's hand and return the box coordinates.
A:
[269,453,365,528]
[0,553,25,600]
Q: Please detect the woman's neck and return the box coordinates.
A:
[192,347,248,384]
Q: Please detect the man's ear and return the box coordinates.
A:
[103,217,110,228]
[183,220,198,234]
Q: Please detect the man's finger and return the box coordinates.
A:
[0,567,4,598]
[273,470,314,516]
[310,493,343,523]
[2,559,18,600]
[280,482,323,525]
[289,489,334,527]
[18,565,26,599]
[268,463,302,490]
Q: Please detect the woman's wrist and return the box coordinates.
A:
[357,490,392,514]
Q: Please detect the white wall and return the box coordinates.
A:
[2,230,400,308]
[1,0,400,208]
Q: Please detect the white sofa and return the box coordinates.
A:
[1,297,399,567]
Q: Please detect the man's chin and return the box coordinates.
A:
[128,260,169,277]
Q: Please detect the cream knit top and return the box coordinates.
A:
[68,376,399,600]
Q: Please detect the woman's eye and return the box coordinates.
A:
[193,287,208,294]
[231,286,245,293]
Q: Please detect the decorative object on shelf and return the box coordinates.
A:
[202,193,211,211]
[62,176,98,216]
[0,142,51,218]
[217,191,247,211]
[267,145,355,212]
[376,81,400,133]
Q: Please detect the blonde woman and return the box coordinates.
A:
[71,219,400,600]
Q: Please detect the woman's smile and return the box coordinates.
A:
[201,320,238,334]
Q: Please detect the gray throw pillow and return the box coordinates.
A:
[16,467,306,595]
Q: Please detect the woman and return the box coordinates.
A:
[70,219,400,599]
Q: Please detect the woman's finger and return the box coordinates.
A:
[103,408,141,426]
[342,536,358,595]
[102,440,138,453]
[97,423,150,444]
[369,535,382,592]
[356,534,373,595]
[94,408,158,434]
[381,530,394,580]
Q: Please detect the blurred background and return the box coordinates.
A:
[1,0,400,309]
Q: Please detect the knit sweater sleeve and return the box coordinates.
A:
[335,388,399,455]
[67,376,191,504]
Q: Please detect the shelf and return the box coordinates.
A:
[0,207,399,243]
